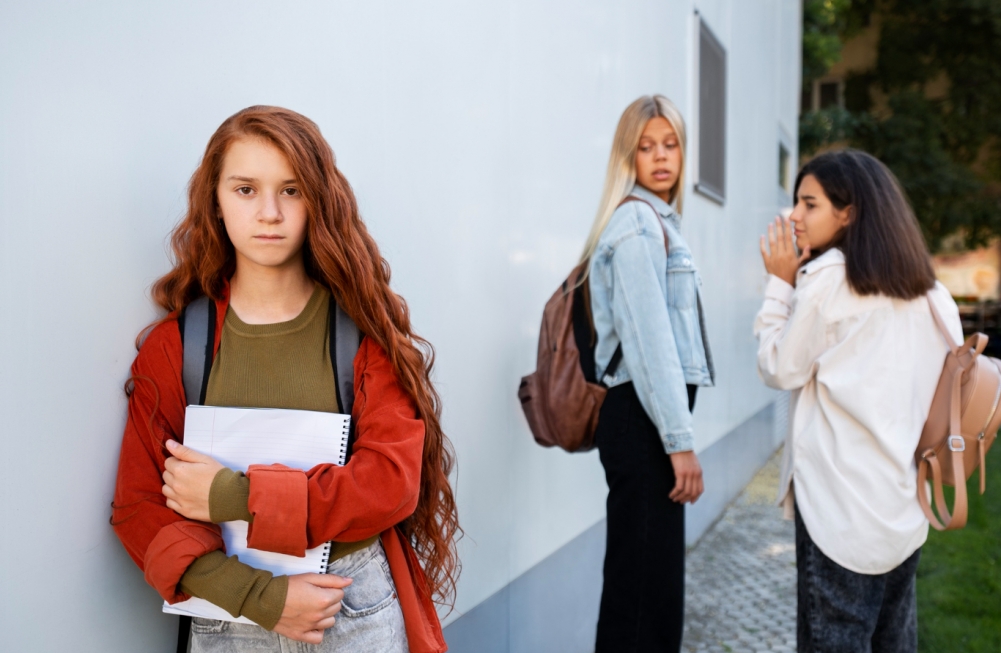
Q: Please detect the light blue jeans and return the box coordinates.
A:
[189,539,408,653]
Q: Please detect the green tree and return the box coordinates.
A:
[802,0,854,81]
[800,0,1001,250]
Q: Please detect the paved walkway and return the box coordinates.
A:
[682,450,798,653]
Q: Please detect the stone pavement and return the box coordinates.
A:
[681,449,798,653]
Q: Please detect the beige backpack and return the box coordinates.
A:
[918,297,1000,530]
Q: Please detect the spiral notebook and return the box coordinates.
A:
[163,405,351,624]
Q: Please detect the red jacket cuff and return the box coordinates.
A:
[144,521,225,604]
[246,464,309,556]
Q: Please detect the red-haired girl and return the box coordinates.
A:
[111,106,459,653]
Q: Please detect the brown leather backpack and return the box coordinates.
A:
[518,197,664,451]
[917,297,1000,530]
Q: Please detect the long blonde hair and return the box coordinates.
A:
[580,95,687,264]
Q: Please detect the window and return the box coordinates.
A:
[695,17,726,204]
[779,143,791,193]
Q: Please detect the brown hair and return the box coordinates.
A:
[150,105,460,607]
[795,149,936,300]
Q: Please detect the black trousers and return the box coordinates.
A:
[594,382,695,653]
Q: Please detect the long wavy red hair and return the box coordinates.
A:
[149,105,460,607]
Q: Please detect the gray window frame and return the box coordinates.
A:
[779,142,791,193]
[694,17,727,205]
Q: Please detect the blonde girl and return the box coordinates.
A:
[584,95,714,652]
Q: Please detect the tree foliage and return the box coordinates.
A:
[803,0,854,81]
[801,0,1001,250]
[802,0,874,82]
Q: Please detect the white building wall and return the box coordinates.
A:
[0,1,799,651]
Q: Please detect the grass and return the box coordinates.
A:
[917,441,1001,652]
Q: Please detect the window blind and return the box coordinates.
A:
[697,18,727,204]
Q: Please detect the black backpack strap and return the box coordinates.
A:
[329,295,362,460]
[176,295,215,653]
[572,265,599,384]
[572,258,623,387]
[604,344,624,382]
[176,617,191,653]
[180,295,215,407]
[331,296,360,416]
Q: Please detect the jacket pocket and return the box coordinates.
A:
[667,254,697,310]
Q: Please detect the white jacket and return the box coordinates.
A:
[754,248,962,574]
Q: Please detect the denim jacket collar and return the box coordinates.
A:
[627,185,679,227]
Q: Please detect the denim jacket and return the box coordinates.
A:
[588,185,715,453]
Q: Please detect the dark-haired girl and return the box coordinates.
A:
[111,106,458,653]
[755,149,961,653]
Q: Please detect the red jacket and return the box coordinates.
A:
[111,293,447,653]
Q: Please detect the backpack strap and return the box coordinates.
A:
[927,296,961,351]
[605,345,624,382]
[176,616,191,653]
[330,296,361,415]
[592,196,669,383]
[180,295,215,407]
[617,195,670,256]
[329,295,362,461]
[918,369,969,530]
[919,295,988,530]
[176,295,215,653]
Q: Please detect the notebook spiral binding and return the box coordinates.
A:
[337,420,350,464]
[319,541,333,573]
[324,420,349,573]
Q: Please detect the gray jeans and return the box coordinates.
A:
[796,507,919,653]
[190,539,408,653]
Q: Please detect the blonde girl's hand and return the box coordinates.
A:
[274,574,353,644]
[760,215,810,287]
[161,439,224,522]
[668,451,704,504]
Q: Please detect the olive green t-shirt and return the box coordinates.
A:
[204,283,339,413]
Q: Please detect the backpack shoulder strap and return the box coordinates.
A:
[330,295,362,463]
[617,196,670,255]
[599,196,667,381]
[175,294,215,652]
[329,295,362,416]
[179,295,215,407]
[927,295,960,351]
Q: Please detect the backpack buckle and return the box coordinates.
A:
[948,435,966,452]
